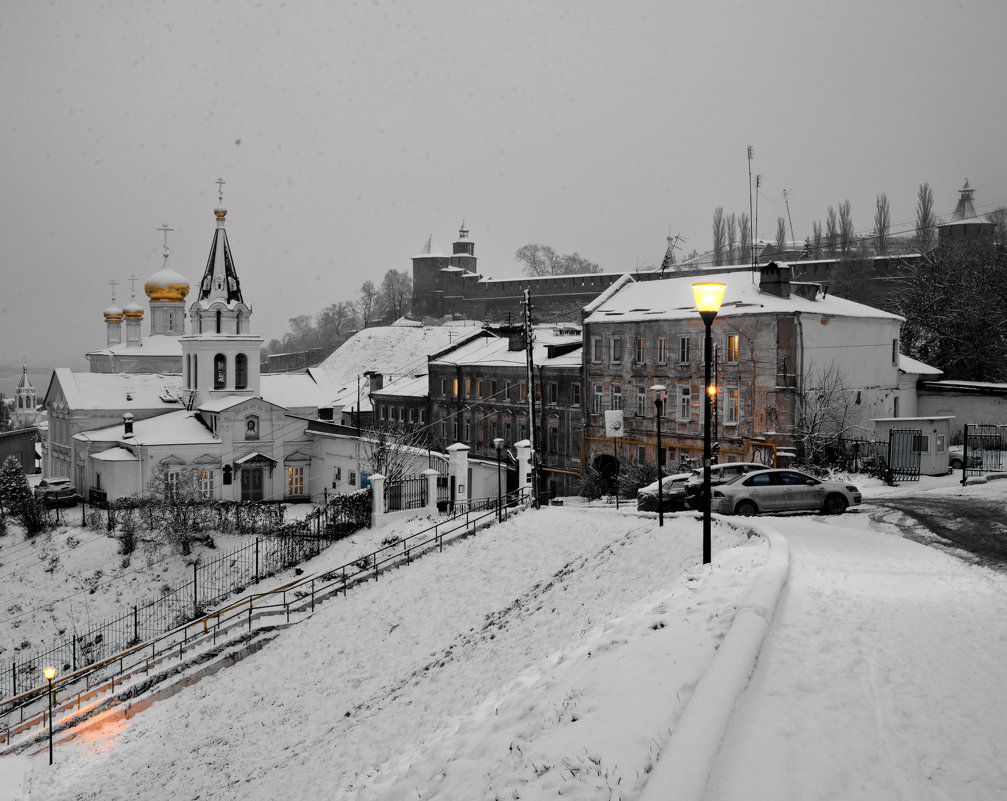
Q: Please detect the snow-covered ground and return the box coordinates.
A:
[8,472,1007,800]
[17,507,760,800]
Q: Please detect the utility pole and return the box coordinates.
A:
[523,290,540,508]
[783,188,796,248]
[747,146,756,278]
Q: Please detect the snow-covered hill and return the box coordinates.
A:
[20,507,761,800]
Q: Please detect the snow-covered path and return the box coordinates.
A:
[706,511,1007,801]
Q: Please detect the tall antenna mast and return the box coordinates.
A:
[754,173,762,269]
[747,146,756,279]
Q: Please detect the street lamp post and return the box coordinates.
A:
[493,437,505,522]
[44,666,56,765]
[651,384,667,527]
[692,282,727,565]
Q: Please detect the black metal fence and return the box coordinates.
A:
[384,476,428,513]
[963,424,1006,477]
[1,489,371,700]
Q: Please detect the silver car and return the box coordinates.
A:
[637,472,693,512]
[711,469,861,516]
[684,462,768,508]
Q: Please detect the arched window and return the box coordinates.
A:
[193,354,198,389]
[214,353,226,389]
[235,353,248,390]
[216,309,222,334]
[235,310,242,335]
[185,354,191,388]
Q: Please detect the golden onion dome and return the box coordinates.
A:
[122,300,144,319]
[144,264,191,303]
[103,303,124,321]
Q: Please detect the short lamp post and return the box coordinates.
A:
[43,666,56,765]
[692,282,727,565]
[651,384,667,528]
[493,437,505,522]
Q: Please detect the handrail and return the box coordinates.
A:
[0,488,529,748]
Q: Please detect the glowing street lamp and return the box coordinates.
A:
[651,384,667,528]
[43,666,56,765]
[692,282,726,565]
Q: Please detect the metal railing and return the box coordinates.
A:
[2,491,371,701]
[0,488,530,752]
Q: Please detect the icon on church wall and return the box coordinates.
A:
[245,415,259,441]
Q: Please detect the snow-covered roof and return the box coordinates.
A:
[75,410,216,446]
[315,325,482,411]
[45,369,183,411]
[371,374,429,400]
[86,333,184,359]
[92,447,139,462]
[430,329,582,370]
[479,271,626,285]
[898,354,942,376]
[198,395,257,413]
[920,379,1007,393]
[584,267,904,325]
[260,373,331,410]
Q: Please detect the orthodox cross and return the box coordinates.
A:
[157,223,174,257]
[108,278,119,302]
[216,177,226,204]
[129,275,139,300]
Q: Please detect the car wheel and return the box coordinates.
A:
[950,458,963,470]
[734,500,758,517]
[823,494,848,515]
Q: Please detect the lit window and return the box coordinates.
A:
[726,386,740,425]
[287,466,304,496]
[726,334,740,362]
[197,470,215,499]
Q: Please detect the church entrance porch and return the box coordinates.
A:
[240,467,264,501]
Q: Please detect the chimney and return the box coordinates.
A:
[123,412,135,437]
[365,371,384,393]
[508,330,525,351]
[759,262,792,298]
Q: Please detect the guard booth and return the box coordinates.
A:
[873,416,954,478]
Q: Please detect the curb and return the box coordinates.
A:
[639,526,790,801]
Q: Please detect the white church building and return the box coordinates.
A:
[46,195,322,503]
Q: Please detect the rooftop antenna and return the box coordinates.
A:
[754,173,762,273]
[748,146,756,282]
[660,232,686,274]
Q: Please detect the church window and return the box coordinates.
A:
[287,467,304,497]
[185,355,191,389]
[216,310,222,334]
[244,415,259,441]
[193,354,198,389]
[214,354,226,389]
[236,311,242,335]
[235,354,248,390]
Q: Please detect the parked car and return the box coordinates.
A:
[637,472,694,512]
[684,462,768,508]
[948,446,981,470]
[711,469,861,516]
[34,477,78,507]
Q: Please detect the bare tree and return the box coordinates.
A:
[915,182,937,253]
[986,207,1007,245]
[379,269,412,320]
[712,207,726,266]
[838,200,855,251]
[791,365,862,463]
[362,424,432,487]
[357,280,381,327]
[811,220,823,257]
[725,213,737,264]
[514,244,601,276]
[775,216,788,251]
[825,206,838,252]
[874,193,891,255]
[738,212,751,263]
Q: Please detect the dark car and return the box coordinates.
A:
[34,477,78,507]
[684,462,768,508]
[637,472,693,512]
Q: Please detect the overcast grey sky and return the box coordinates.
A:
[2,0,1006,368]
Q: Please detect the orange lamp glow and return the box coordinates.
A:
[43,666,56,681]
[707,385,717,398]
[692,283,727,313]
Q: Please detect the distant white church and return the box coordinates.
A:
[43,191,325,502]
